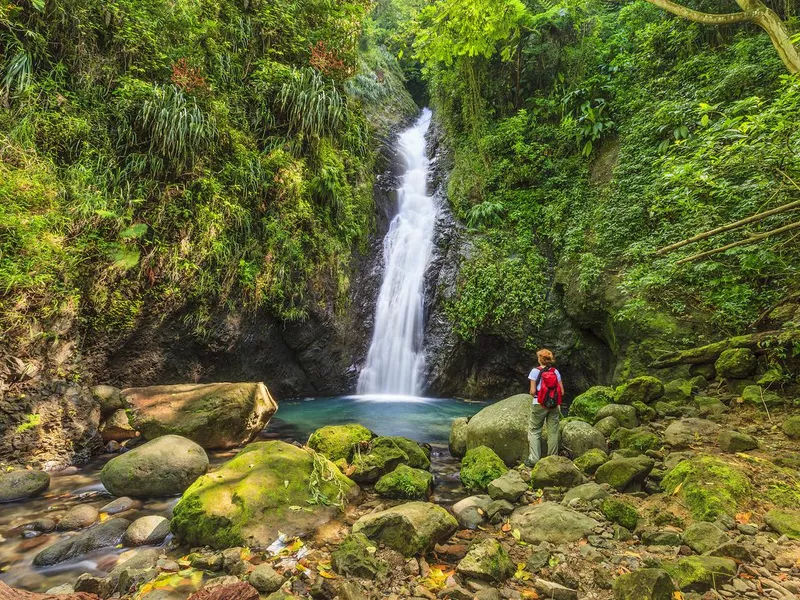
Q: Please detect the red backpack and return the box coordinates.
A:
[535,366,562,408]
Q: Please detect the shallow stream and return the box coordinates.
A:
[0,395,487,593]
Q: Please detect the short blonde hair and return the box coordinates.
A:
[537,348,555,366]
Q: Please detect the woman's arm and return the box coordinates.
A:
[530,379,537,395]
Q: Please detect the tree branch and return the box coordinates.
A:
[643,0,756,25]
[675,221,800,264]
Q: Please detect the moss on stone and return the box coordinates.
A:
[331,533,387,579]
[741,385,783,408]
[664,556,736,592]
[573,448,608,475]
[764,508,800,539]
[567,386,614,423]
[384,436,431,469]
[663,378,693,402]
[307,424,374,462]
[614,376,664,405]
[631,401,656,424]
[601,497,639,530]
[614,427,661,453]
[375,465,433,499]
[460,446,508,491]
[782,415,800,440]
[350,437,409,483]
[661,455,750,522]
[714,348,755,379]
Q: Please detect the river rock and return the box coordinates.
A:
[449,417,469,458]
[718,430,757,452]
[612,568,676,600]
[456,538,514,582]
[248,563,285,593]
[665,556,736,591]
[594,416,621,437]
[452,495,492,529]
[783,415,800,439]
[122,382,277,449]
[464,394,532,465]
[331,532,387,579]
[530,455,583,489]
[661,455,750,521]
[374,464,432,499]
[573,448,608,475]
[100,496,141,514]
[693,396,727,419]
[567,386,614,423]
[594,456,654,492]
[100,409,138,443]
[460,445,508,491]
[561,421,607,458]
[610,427,661,453]
[0,469,50,503]
[172,440,359,548]
[714,348,755,379]
[682,522,728,554]
[0,581,101,600]
[101,434,209,498]
[595,404,638,429]
[509,502,598,544]
[601,498,639,530]
[562,482,609,504]
[33,518,130,566]
[124,515,170,546]
[741,384,783,408]
[663,418,720,448]
[59,504,99,530]
[663,378,692,402]
[352,501,457,556]
[487,469,528,502]
[764,508,800,539]
[307,424,374,462]
[614,376,664,405]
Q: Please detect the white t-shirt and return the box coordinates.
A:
[528,367,562,391]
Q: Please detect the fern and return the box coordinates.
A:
[276,68,345,138]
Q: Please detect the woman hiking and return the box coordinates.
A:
[525,348,564,467]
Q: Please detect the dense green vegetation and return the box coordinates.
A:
[0,0,414,352]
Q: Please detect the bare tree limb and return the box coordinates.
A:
[675,221,800,264]
[656,200,800,255]
[644,0,755,24]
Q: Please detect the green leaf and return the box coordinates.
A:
[120,223,149,239]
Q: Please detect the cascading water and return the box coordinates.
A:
[357,108,437,396]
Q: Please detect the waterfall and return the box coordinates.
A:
[357,109,437,396]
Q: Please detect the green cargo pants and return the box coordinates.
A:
[527,401,560,466]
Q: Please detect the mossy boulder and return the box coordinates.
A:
[385,436,431,469]
[307,424,374,462]
[654,401,684,419]
[460,446,508,491]
[456,538,514,582]
[530,455,583,489]
[509,502,598,544]
[101,435,209,498]
[595,456,654,492]
[718,430,757,453]
[350,436,424,483]
[631,401,656,423]
[694,396,728,419]
[664,418,720,449]
[661,455,750,522]
[612,568,676,600]
[614,377,664,405]
[663,379,693,403]
[0,469,50,503]
[450,417,469,458]
[331,533,387,579]
[123,382,278,449]
[595,404,638,429]
[682,522,728,554]
[171,441,359,549]
[611,427,661,453]
[567,386,614,423]
[375,465,432,499]
[665,556,736,592]
[783,415,800,440]
[574,448,609,475]
[464,394,532,465]
[601,498,639,530]
[714,348,755,379]
[689,363,716,380]
[595,416,621,437]
[764,508,800,539]
[562,482,609,504]
[352,501,458,557]
[741,385,783,408]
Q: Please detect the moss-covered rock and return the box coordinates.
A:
[384,436,430,469]
[574,448,609,475]
[611,427,661,453]
[783,415,800,440]
[717,430,757,453]
[614,377,664,405]
[561,420,607,458]
[450,417,469,458]
[601,497,639,530]
[661,455,750,522]
[664,418,720,449]
[764,508,800,539]
[562,482,609,504]
[331,533,387,579]
[595,416,621,437]
[663,378,693,402]
[352,501,458,557]
[689,363,716,380]
[171,441,359,549]
[682,522,728,554]
[665,556,736,592]
[374,465,432,499]
[631,401,656,423]
[487,470,528,502]
[456,538,514,582]
[460,446,508,491]
[595,456,654,492]
[307,424,374,462]
[595,404,638,429]
[0,470,50,503]
[612,568,676,600]
[741,385,783,408]
[694,396,727,419]
[568,386,615,423]
[654,401,684,419]
[714,348,755,379]
[464,394,532,465]
[530,455,583,489]
[349,437,409,483]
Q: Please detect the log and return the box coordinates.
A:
[649,330,782,368]
[675,221,800,264]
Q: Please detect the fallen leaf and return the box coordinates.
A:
[501,523,512,532]
[735,511,751,524]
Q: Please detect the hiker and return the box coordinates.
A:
[526,348,564,467]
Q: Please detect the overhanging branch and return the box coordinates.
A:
[644,0,756,24]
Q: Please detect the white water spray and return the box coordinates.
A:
[357,109,437,396]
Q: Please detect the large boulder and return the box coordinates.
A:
[34,518,130,566]
[456,538,514,582]
[561,421,607,458]
[663,418,720,449]
[612,568,676,600]
[122,382,277,449]
[661,455,750,521]
[464,394,532,465]
[374,465,432,499]
[665,556,736,592]
[509,502,598,544]
[450,417,469,458]
[0,469,50,503]
[567,386,614,423]
[662,379,693,403]
[594,456,654,492]
[530,456,583,489]
[460,446,508,491]
[595,404,638,429]
[101,434,209,498]
[307,424,374,462]
[614,377,664,405]
[171,441,359,549]
[349,436,430,483]
[352,501,457,557]
[714,348,755,379]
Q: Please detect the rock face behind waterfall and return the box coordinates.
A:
[122,382,277,449]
